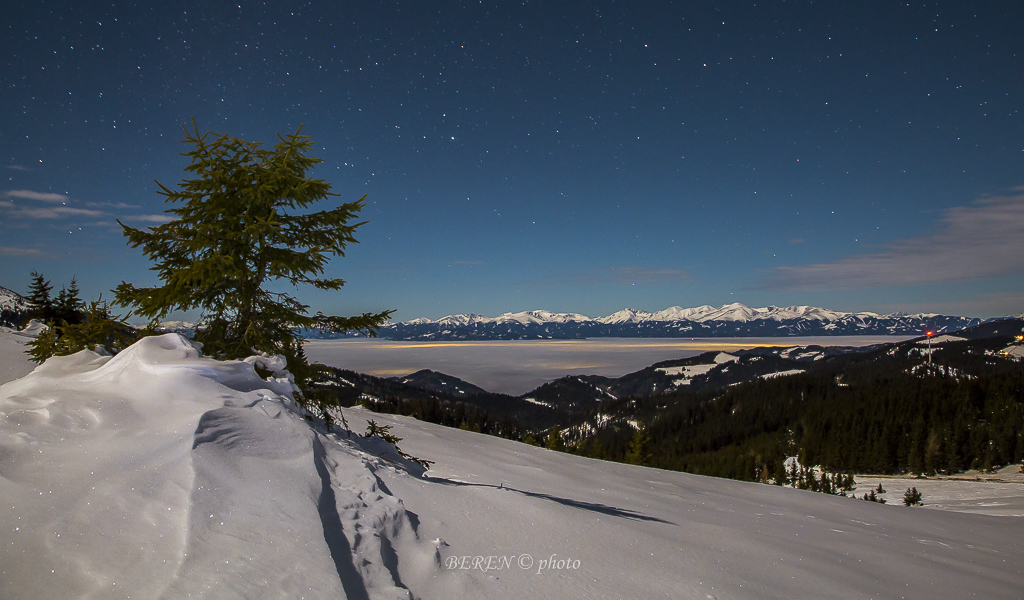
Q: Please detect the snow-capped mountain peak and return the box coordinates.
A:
[650,305,716,321]
[494,310,592,325]
[596,308,653,324]
[381,302,981,341]
[416,303,893,327]
[434,313,490,327]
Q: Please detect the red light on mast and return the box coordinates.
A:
[925,331,934,337]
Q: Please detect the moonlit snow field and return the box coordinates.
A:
[304,336,908,395]
[2,331,1023,599]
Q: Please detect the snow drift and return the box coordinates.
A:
[2,333,1023,599]
[0,334,432,599]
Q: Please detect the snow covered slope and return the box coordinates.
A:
[0,335,435,599]
[0,286,28,313]
[0,325,37,384]
[2,335,1023,599]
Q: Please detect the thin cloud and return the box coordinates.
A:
[565,265,691,286]
[0,246,48,257]
[764,192,1024,290]
[1,206,105,219]
[86,201,140,209]
[615,265,691,283]
[5,165,29,171]
[579,265,691,285]
[121,214,174,224]
[5,189,68,203]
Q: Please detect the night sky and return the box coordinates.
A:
[3,1,1023,321]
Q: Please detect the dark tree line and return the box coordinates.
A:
[19,271,143,363]
[25,271,85,325]
[577,343,1024,481]
[0,308,22,329]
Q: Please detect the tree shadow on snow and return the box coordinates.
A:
[421,476,677,525]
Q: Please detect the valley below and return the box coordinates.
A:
[305,336,910,395]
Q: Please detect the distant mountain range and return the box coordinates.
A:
[0,286,30,328]
[0,282,997,341]
[368,303,985,340]
[0,286,29,314]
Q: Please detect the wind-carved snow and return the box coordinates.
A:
[0,334,435,599]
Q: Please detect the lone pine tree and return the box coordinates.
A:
[115,122,393,378]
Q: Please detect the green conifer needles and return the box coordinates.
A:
[115,122,393,363]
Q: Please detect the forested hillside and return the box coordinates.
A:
[316,320,1024,483]
[578,323,1024,480]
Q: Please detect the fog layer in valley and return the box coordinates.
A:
[305,336,910,395]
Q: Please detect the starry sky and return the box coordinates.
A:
[3,1,1023,321]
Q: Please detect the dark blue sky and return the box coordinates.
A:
[3,1,1023,320]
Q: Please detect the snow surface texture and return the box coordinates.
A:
[2,333,1024,599]
[856,469,1024,517]
[0,334,433,599]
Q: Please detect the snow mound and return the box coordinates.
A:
[17,319,48,337]
[0,334,436,599]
